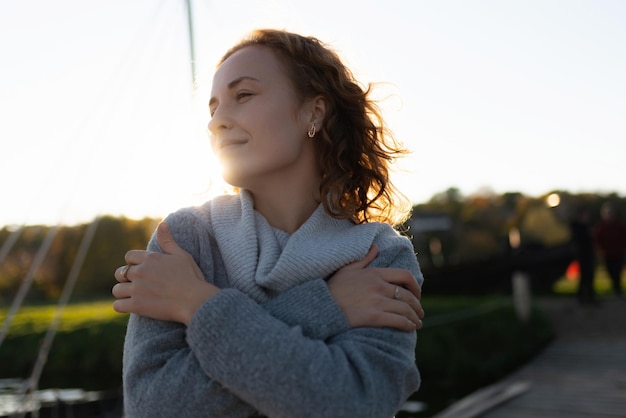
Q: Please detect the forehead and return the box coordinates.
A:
[212,45,287,91]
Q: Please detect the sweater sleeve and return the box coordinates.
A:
[122,211,261,418]
[123,313,259,417]
[188,285,419,418]
[261,278,351,340]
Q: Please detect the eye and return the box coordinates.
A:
[236,91,253,100]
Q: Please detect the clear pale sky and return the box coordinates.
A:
[1,0,625,226]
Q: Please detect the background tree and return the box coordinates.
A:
[2,190,626,301]
[75,216,157,298]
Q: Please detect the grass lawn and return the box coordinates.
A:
[1,299,125,336]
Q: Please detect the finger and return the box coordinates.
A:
[156,222,185,256]
[362,244,378,266]
[414,299,425,320]
[122,264,131,282]
[112,282,132,299]
[391,297,422,327]
[382,315,419,332]
[114,265,131,283]
[343,244,379,271]
[368,309,420,332]
[406,280,422,301]
[393,273,421,300]
[395,286,425,320]
[370,268,421,297]
[124,250,149,266]
[113,297,133,314]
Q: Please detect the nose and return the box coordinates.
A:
[207,105,232,135]
[207,117,219,135]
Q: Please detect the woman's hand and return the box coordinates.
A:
[112,222,218,324]
[327,245,424,332]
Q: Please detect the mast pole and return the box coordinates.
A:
[185,0,197,93]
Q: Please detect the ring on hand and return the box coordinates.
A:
[122,264,131,282]
[394,286,401,300]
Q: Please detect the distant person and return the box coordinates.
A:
[111,29,424,417]
[569,206,596,305]
[594,203,626,297]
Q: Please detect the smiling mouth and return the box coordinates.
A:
[219,140,247,150]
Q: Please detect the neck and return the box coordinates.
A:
[248,180,321,233]
[233,140,322,233]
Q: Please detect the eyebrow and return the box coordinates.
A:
[209,76,260,108]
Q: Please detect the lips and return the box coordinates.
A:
[218,139,248,151]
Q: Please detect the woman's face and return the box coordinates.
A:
[208,45,316,190]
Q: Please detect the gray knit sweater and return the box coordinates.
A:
[122,191,423,418]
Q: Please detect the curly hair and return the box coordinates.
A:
[218,29,412,226]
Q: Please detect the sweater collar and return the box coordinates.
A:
[210,191,380,302]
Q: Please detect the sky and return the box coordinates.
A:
[1,0,625,226]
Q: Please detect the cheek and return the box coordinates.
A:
[244,95,306,148]
[254,97,302,131]
[209,134,218,153]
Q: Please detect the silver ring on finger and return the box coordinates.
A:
[122,264,131,282]
[394,285,401,300]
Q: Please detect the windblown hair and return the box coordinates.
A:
[219,29,412,226]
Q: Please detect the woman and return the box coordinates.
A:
[113,29,424,417]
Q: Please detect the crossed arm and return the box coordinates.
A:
[112,221,424,417]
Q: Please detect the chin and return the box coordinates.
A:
[220,168,247,189]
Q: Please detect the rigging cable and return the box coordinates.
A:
[18,218,100,402]
[0,226,58,348]
[0,226,24,266]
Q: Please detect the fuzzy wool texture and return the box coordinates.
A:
[122,191,424,418]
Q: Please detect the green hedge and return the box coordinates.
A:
[0,300,128,391]
[404,297,554,417]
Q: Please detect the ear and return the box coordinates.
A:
[307,95,327,127]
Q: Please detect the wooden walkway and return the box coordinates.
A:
[434,297,626,418]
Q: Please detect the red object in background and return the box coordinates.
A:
[566,260,580,280]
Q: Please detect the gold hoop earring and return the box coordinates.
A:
[307,123,316,138]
